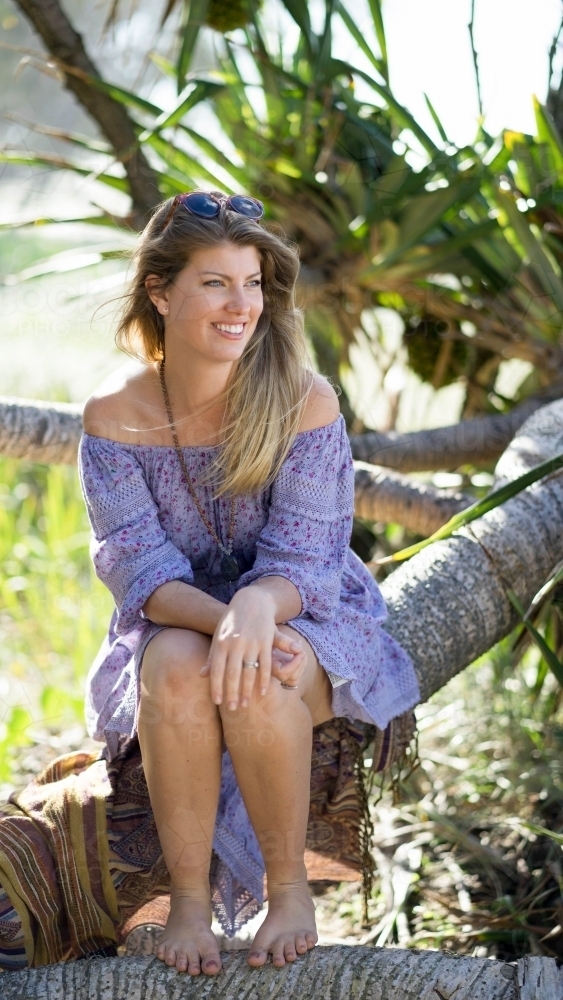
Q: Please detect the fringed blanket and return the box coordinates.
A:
[0,713,414,970]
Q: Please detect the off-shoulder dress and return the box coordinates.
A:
[78,413,420,935]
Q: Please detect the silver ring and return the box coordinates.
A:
[280,682,298,689]
[242,660,259,669]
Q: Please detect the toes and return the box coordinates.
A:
[283,939,297,962]
[164,947,177,967]
[305,932,317,949]
[247,948,267,967]
[201,953,221,975]
[271,944,286,967]
[176,951,189,973]
[295,934,308,954]
[185,948,201,976]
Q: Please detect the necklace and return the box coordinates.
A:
[158,359,241,582]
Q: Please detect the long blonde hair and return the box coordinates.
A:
[116,193,314,496]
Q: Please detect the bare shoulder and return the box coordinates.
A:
[82,364,160,443]
[298,373,341,433]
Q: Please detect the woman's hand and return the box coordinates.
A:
[198,587,306,709]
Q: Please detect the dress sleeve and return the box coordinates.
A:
[235,415,354,622]
[78,434,194,634]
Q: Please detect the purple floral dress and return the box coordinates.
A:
[78,414,419,934]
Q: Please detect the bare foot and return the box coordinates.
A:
[155,892,222,975]
[247,879,317,968]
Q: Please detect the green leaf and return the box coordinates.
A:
[139,79,225,141]
[144,133,237,192]
[373,177,482,268]
[177,0,210,91]
[366,0,388,82]
[87,77,162,116]
[506,588,563,688]
[334,1,386,79]
[377,451,563,564]
[180,125,249,186]
[534,96,563,180]
[0,151,129,192]
[279,0,315,56]
[509,817,563,846]
[424,92,450,145]
[332,60,438,156]
[497,189,563,313]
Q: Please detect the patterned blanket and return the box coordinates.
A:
[0,713,414,969]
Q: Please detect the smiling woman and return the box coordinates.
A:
[71,191,421,978]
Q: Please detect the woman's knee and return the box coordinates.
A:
[141,627,211,692]
[139,629,216,730]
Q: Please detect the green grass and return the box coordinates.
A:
[0,456,113,781]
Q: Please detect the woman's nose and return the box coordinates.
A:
[226,287,251,313]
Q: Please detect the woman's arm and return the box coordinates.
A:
[142,575,302,633]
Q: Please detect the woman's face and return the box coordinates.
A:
[148,242,263,366]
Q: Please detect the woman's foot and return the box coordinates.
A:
[247,879,317,968]
[155,892,222,975]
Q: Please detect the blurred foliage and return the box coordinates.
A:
[0,456,113,783]
[314,629,563,960]
[3,0,563,426]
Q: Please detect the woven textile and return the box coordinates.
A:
[0,712,414,970]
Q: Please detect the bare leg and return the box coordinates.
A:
[218,624,334,968]
[137,628,223,976]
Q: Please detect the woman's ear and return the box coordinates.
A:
[145,274,169,316]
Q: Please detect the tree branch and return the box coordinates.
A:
[12,0,161,227]
[354,464,470,535]
[350,383,563,472]
[0,944,533,998]
[381,399,563,702]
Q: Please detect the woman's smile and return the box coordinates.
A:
[211,321,247,338]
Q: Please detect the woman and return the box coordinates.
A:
[79,190,420,977]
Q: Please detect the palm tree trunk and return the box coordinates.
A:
[5,943,561,998]
[349,383,563,472]
[0,398,82,465]
[381,399,563,701]
[354,464,469,535]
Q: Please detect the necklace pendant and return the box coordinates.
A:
[220,551,241,582]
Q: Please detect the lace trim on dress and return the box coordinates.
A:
[85,469,156,538]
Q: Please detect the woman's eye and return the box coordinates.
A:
[204,280,223,287]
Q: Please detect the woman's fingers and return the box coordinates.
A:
[272,629,303,655]
[257,644,272,698]
[239,655,258,708]
[272,650,306,687]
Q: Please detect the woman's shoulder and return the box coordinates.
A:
[297,373,341,433]
[82,364,161,445]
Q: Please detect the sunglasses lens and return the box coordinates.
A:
[228,195,264,219]
[182,193,220,218]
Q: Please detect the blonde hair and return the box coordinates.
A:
[116,193,314,496]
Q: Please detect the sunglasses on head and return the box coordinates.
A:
[162,191,264,230]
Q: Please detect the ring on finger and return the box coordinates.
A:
[242,660,259,669]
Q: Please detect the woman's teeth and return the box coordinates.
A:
[213,323,245,333]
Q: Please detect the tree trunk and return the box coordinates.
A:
[349,384,563,472]
[354,464,470,535]
[381,399,563,702]
[0,397,82,465]
[4,945,560,999]
[12,0,161,226]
